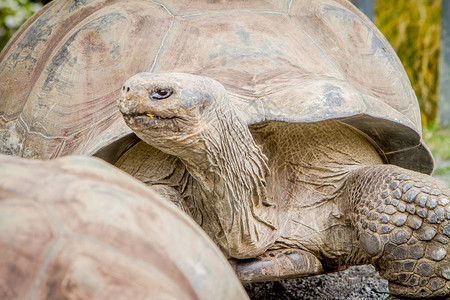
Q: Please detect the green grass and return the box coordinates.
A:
[423,125,450,178]
[423,126,450,160]
[434,165,450,176]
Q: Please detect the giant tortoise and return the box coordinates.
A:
[0,0,449,298]
[0,154,248,299]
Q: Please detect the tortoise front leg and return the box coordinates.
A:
[229,249,323,282]
[346,165,450,298]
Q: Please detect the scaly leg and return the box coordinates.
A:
[346,165,450,298]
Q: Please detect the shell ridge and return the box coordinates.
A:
[14,110,89,140]
[180,10,286,19]
[150,16,176,72]
[24,238,65,300]
[287,0,295,14]
[286,14,342,77]
[0,114,18,124]
[151,0,175,17]
[22,0,125,120]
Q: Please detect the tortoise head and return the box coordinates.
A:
[118,72,231,153]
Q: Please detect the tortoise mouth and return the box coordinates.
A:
[122,112,183,131]
[124,112,178,120]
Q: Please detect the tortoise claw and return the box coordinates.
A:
[229,249,323,283]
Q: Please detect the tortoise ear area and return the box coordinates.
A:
[179,88,212,109]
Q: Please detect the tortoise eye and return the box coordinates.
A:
[150,88,173,100]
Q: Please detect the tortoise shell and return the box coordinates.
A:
[0,0,433,173]
[0,154,248,299]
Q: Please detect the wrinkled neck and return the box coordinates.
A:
[180,105,278,258]
[184,108,269,202]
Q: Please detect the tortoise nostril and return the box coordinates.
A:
[122,86,131,93]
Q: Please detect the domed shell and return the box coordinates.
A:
[0,154,248,299]
[0,0,433,173]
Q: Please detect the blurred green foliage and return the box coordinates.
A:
[0,0,43,50]
[374,0,441,128]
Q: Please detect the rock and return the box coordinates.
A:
[244,265,390,299]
